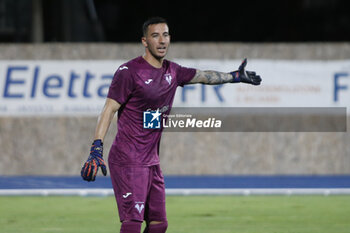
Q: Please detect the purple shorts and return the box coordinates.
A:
[109,162,167,223]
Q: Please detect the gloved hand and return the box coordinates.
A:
[81,139,107,182]
[230,58,262,85]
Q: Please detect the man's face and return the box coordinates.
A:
[142,23,170,60]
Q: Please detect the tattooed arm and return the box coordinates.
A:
[188,70,234,85]
[187,59,262,86]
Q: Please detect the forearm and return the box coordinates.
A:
[188,69,233,85]
[94,98,120,141]
[94,109,114,141]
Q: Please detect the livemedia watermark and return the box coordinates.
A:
[143,109,222,129]
[143,107,347,132]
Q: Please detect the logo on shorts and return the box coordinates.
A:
[143,109,161,129]
[122,192,132,198]
[135,202,145,214]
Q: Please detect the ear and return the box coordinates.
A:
[141,37,148,48]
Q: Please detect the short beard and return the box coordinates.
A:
[149,48,167,60]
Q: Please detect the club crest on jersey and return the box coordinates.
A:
[164,73,172,85]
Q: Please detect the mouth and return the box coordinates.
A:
[157,46,167,53]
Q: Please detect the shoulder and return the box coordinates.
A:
[165,59,195,73]
[115,57,142,73]
[164,59,180,69]
[111,59,141,87]
[165,59,196,75]
[113,57,145,81]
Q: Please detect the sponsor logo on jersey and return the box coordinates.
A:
[145,79,153,84]
[119,66,128,70]
[146,105,169,113]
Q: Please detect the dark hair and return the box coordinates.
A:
[142,17,168,36]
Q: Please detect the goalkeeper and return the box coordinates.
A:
[81,17,261,233]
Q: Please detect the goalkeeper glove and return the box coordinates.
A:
[81,139,107,182]
[230,58,262,85]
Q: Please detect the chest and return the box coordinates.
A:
[132,68,177,103]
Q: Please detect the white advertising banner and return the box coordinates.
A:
[0,60,119,116]
[174,59,350,108]
[0,59,349,116]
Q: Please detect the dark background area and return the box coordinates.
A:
[0,0,349,43]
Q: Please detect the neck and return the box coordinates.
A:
[142,52,163,68]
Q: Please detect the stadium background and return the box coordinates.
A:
[0,2,350,232]
[0,0,349,177]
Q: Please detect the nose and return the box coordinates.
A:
[159,36,165,44]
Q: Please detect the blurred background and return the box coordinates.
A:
[0,0,349,178]
[1,0,350,43]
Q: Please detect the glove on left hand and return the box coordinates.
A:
[230,58,262,85]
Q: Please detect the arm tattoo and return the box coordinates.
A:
[188,70,233,85]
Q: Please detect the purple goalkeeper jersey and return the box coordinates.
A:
[107,56,196,167]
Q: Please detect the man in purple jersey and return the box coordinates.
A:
[81,17,261,233]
